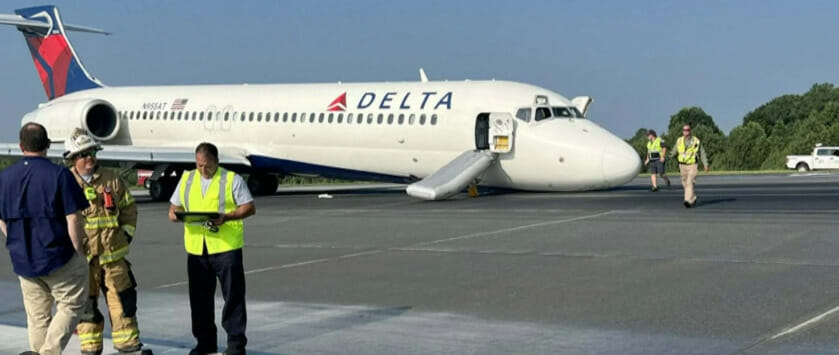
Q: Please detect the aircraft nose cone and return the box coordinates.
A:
[602,143,641,186]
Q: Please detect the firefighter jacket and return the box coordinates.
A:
[71,166,137,263]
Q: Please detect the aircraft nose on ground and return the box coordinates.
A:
[602,141,641,187]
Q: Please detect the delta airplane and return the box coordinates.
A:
[0,5,641,201]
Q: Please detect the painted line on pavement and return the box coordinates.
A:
[771,304,839,340]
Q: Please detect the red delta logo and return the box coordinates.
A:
[327,92,347,112]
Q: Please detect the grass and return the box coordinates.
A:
[640,169,790,177]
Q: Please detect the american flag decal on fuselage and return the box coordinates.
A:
[171,98,188,110]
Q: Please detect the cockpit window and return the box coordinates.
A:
[515,108,531,122]
[551,107,573,118]
[570,107,585,118]
[534,107,552,121]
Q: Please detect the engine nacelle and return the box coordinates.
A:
[22,98,120,142]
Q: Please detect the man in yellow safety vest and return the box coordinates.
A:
[670,124,710,208]
[644,129,671,192]
[168,142,255,355]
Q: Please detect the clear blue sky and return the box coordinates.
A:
[1,0,837,141]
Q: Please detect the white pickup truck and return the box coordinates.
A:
[786,145,839,171]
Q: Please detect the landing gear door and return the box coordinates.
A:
[489,113,514,154]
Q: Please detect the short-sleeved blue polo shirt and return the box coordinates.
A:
[0,156,89,277]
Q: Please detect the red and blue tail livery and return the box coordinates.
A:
[7,6,106,100]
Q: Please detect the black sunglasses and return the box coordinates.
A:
[78,150,97,158]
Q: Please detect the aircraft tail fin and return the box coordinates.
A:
[0,5,108,100]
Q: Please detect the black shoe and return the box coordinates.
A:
[684,201,691,208]
[189,348,218,355]
[651,186,659,192]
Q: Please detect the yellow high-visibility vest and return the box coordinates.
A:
[647,137,663,159]
[677,136,701,164]
[179,168,244,255]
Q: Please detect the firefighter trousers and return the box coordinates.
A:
[76,257,141,353]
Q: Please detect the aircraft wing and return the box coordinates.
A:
[0,143,251,166]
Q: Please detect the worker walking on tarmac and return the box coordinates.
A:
[64,129,152,355]
[643,129,670,192]
[670,124,710,208]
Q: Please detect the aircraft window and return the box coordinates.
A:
[318,113,324,123]
[266,112,272,123]
[272,113,278,122]
[337,113,343,123]
[377,114,384,124]
[534,107,551,121]
[156,111,162,120]
[387,113,394,125]
[222,112,228,121]
[347,113,353,124]
[141,111,147,120]
[208,112,213,120]
[290,113,296,123]
[282,113,288,122]
[129,111,134,120]
[551,107,573,118]
[309,113,316,123]
[328,113,334,123]
[367,113,373,124]
[570,107,584,118]
[164,111,170,120]
[257,112,263,122]
[408,114,416,125]
[398,114,405,125]
[515,108,531,121]
[419,114,427,125]
[431,114,438,125]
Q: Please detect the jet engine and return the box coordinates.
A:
[22,98,120,142]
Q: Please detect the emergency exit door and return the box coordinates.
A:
[475,114,490,150]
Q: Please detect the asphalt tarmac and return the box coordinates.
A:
[1,172,837,354]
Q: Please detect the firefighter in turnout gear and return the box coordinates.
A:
[64,129,152,355]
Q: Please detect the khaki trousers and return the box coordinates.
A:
[679,163,699,204]
[18,253,89,355]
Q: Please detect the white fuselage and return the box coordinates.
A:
[25,80,641,191]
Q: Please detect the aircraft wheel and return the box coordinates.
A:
[149,177,178,201]
[248,174,278,196]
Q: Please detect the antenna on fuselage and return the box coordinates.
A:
[419,68,429,83]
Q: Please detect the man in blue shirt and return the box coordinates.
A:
[0,123,90,355]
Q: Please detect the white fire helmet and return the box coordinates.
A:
[63,128,102,159]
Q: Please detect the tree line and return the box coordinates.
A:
[627,83,839,171]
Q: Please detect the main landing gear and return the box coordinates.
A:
[247,174,279,196]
